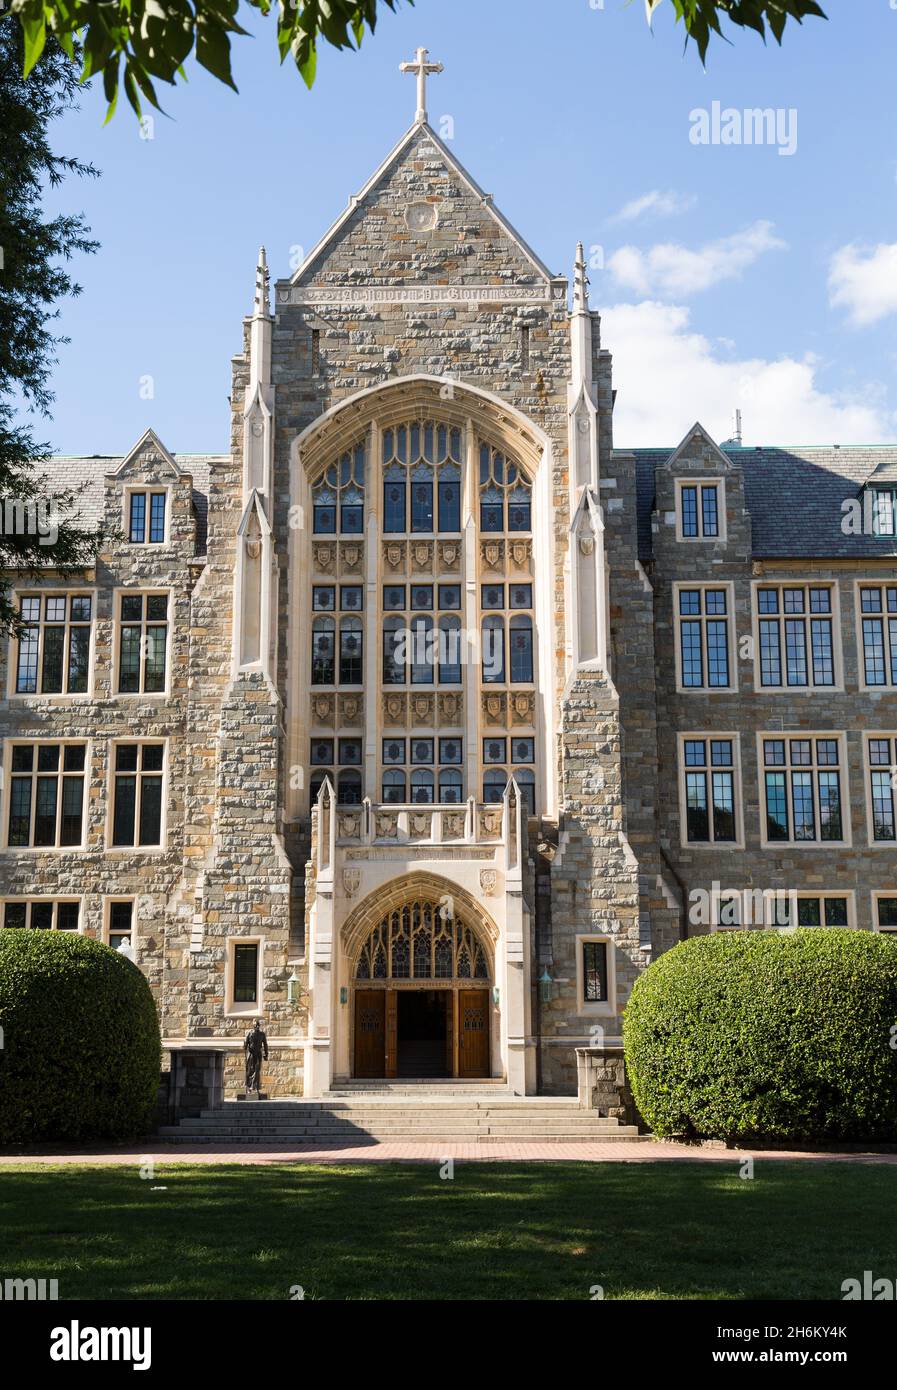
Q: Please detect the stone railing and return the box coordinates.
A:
[312,780,525,888]
[335,797,504,847]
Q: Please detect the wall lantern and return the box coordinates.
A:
[538,969,554,1005]
[491,985,500,1007]
[339,986,349,1006]
[287,971,302,1005]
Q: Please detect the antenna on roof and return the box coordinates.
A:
[733,408,743,446]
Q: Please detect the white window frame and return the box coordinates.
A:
[872,892,897,934]
[123,486,171,546]
[7,588,97,701]
[675,478,726,543]
[1,738,90,852]
[869,487,897,538]
[677,732,744,849]
[112,588,172,698]
[102,896,138,952]
[854,580,897,693]
[105,738,168,853]
[757,731,851,849]
[751,580,843,693]
[673,582,738,693]
[861,732,897,849]
[575,934,616,1017]
[1,897,84,931]
[226,935,265,1017]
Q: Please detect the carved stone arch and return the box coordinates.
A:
[340,871,500,970]
[293,373,550,482]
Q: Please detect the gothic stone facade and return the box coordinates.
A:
[2,116,896,1099]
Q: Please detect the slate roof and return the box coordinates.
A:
[41,454,222,555]
[33,444,897,565]
[627,446,897,562]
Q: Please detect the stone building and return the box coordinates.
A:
[3,53,896,1104]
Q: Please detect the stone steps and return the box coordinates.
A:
[157,1097,646,1144]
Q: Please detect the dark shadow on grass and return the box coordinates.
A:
[0,1162,894,1301]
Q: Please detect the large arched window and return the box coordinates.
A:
[302,411,541,820]
[355,900,490,981]
[311,616,335,685]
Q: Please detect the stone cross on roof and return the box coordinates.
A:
[400,46,443,124]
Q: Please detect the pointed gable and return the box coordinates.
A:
[108,428,185,481]
[285,122,554,294]
[660,422,734,474]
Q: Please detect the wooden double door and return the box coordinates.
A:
[354,988,490,1079]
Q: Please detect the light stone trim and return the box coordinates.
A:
[280,284,552,307]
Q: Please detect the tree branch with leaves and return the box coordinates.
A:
[0,22,104,635]
[7,0,827,123]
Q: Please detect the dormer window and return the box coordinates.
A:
[676,480,723,541]
[872,487,897,537]
[128,490,167,544]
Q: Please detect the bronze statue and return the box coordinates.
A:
[243,1019,269,1095]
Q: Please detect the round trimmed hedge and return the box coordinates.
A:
[0,930,161,1145]
[624,929,897,1142]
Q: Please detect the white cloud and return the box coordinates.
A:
[607,221,787,298]
[602,300,895,446]
[828,242,897,327]
[610,190,696,223]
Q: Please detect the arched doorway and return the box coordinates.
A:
[352,896,493,1079]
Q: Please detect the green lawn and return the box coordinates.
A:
[0,1160,892,1300]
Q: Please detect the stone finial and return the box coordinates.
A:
[573,242,590,312]
[254,245,270,317]
[400,46,444,124]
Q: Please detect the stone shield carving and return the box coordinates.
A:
[313,695,334,724]
[480,868,498,896]
[412,541,432,571]
[342,869,361,898]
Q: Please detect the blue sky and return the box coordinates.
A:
[37,0,897,454]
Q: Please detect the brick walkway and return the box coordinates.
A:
[2,1140,896,1165]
